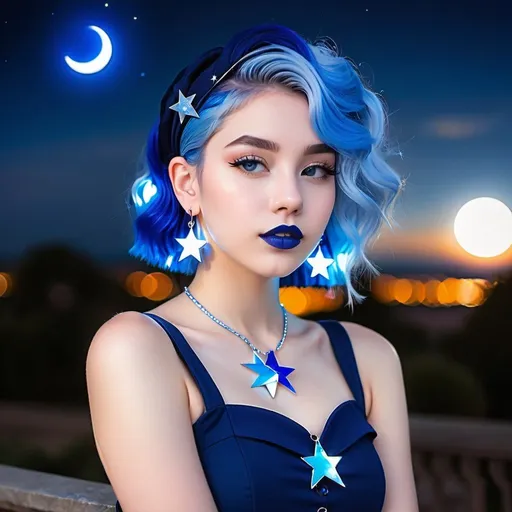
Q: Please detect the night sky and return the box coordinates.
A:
[1,0,510,273]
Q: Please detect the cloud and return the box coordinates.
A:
[422,115,497,140]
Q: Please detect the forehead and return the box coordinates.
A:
[209,89,322,149]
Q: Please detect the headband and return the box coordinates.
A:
[157,23,315,165]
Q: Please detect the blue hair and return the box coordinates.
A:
[129,39,403,309]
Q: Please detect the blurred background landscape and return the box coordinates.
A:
[1,0,511,510]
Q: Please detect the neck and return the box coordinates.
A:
[185,257,285,349]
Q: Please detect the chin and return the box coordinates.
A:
[253,255,305,280]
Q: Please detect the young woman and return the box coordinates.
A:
[86,23,418,512]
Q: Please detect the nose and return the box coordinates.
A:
[269,172,303,215]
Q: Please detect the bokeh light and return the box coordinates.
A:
[121,270,494,312]
[0,272,13,298]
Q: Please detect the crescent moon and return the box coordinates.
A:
[65,25,112,75]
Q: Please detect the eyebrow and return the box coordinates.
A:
[224,135,336,156]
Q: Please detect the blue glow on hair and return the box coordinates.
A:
[129,38,403,309]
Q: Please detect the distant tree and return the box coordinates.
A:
[0,244,149,404]
[402,352,486,417]
[444,272,512,419]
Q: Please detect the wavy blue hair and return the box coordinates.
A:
[129,39,403,309]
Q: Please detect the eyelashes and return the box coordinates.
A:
[227,154,338,179]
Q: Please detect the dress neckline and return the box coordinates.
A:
[144,314,366,437]
[207,399,357,440]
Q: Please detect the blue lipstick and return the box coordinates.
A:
[259,224,303,250]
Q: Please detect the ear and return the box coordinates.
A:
[168,156,200,214]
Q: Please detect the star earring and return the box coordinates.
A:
[306,238,334,279]
[175,209,207,262]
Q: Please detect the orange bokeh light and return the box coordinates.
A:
[140,272,174,301]
[279,287,309,316]
[0,273,10,297]
[125,271,147,297]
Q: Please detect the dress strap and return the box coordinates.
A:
[318,320,366,413]
[144,313,225,411]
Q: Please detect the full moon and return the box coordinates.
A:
[454,197,512,258]
[65,25,112,74]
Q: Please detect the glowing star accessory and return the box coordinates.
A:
[183,286,295,398]
[302,435,345,488]
[261,350,296,393]
[242,350,296,398]
[175,210,207,262]
[306,244,334,279]
[169,90,200,124]
[241,353,279,397]
[157,24,316,165]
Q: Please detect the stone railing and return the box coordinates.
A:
[410,415,512,512]
[0,464,114,512]
[1,412,512,512]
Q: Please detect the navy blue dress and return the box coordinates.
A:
[115,316,386,512]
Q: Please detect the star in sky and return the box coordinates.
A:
[169,90,200,124]
[306,245,334,279]
[175,228,207,262]
[302,440,345,488]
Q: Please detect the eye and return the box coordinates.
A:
[228,155,267,175]
[228,156,337,179]
[302,162,337,179]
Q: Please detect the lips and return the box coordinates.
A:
[259,224,304,250]
[260,224,304,239]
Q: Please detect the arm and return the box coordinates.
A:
[86,311,219,512]
[344,322,419,512]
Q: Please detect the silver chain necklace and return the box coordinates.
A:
[183,286,296,397]
[183,286,288,355]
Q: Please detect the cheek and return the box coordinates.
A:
[311,183,336,223]
[327,188,337,217]
[199,170,257,242]
[202,173,256,214]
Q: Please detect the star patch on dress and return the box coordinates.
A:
[301,438,345,488]
[169,90,200,124]
[241,350,295,398]
[306,245,334,279]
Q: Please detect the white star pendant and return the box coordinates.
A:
[169,90,200,124]
[175,227,207,262]
[306,245,334,279]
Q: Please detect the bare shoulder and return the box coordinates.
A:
[340,321,399,367]
[85,310,218,511]
[87,310,187,374]
[338,321,402,413]
[87,311,184,393]
[88,310,168,351]
[86,310,190,428]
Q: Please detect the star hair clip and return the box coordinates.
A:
[169,90,200,124]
